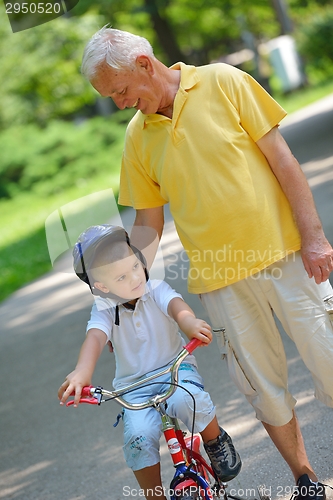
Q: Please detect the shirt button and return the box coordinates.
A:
[136,322,141,328]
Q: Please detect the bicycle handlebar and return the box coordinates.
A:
[66,338,203,409]
[184,337,202,354]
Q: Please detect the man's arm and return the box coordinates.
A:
[256,126,333,283]
[134,207,165,238]
[131,207,165,269]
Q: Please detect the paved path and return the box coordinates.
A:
[1,95,333,500]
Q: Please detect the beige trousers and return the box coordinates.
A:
[200,252,333,426]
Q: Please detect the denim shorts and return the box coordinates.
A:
[121,363,216,471]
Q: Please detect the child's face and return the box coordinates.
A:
[93,252,146,301]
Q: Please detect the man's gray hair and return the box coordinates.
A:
[81,26,155,81]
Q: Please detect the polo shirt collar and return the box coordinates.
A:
[139,62,199,128]
[171,62,200,91]
[93,282,151,312]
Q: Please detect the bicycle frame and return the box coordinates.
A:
[67,338,226,499]
[158,405,217,500]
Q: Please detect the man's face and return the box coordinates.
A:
[91,57,164,115]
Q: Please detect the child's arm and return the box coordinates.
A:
[167,297,212,345]
[58,328,106,407]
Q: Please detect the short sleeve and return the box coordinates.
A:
[86,302,112,342]
[150,280,183,316]
[118,123,168,209]
[119,153,167,209]
[237,73,287,142]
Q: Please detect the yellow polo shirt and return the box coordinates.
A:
[118,62,301,293]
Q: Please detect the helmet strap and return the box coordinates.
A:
[78,242,93,294]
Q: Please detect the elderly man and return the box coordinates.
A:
[81,27,333,500]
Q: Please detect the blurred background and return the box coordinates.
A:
[0,0,333,303]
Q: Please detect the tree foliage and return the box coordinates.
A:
[295,6,333,78]
[0,0,331,131]
[0,112,134,199]
[0,5,99,129]
[72,0,281,66]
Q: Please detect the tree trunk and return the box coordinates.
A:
[271,0,293,34]
[143,0,186,65]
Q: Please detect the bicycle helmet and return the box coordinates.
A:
[73,224,148,297]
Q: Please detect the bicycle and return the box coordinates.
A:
[66,338,267,500]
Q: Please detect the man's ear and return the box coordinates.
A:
[136,55,154,74]
[93,281,110,294]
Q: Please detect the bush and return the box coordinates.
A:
[0,111,134,199]
[296,7,333,79]
[0,110,136,303]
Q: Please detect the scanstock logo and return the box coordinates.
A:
[3,0,80,33]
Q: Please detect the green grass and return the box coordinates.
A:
[272,77,333,114]
[1,78,333,304]
[0,171,122,303]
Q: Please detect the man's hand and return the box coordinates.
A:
[301,236,333,284]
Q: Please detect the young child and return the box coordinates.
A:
[58,225,241,500]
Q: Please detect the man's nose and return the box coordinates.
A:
[112,96,126,110]
[112,97,126,109]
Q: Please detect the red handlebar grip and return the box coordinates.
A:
[81,386,94,397]
[69,385,94,397]
[184,338,203,354]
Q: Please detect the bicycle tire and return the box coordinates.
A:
[227,495,250,500]
[257,485,272,500]
[177,487,203,500]
[227,491,268,500]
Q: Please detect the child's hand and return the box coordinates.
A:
[58,329,105,407]
[58,369,91,408]
[182,317,213,345]
[168,297,212,345]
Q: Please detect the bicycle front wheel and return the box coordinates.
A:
[177,486,204,500]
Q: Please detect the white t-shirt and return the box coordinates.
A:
[87,280,197,389]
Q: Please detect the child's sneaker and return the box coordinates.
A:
[203,427,242,482]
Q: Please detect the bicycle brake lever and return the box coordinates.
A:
[66,397,100,407]
[66,386,103,407]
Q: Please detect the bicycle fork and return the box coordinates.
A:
[158,405,215,499]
